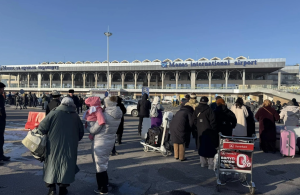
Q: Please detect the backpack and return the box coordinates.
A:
[146,127,163,147]
[150,104,158,117]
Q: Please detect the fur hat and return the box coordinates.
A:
[68,89,74,93]
[190,93,196,99]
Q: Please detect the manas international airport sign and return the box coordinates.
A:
[161,60,257,68]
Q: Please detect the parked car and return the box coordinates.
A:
[161,99,172,104]
[123,100,138,117]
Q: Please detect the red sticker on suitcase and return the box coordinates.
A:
[223,142,254,151]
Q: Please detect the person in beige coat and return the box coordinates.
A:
[231,98,249,136]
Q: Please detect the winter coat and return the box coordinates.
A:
[68,95,80,107]
[255,106,280,143]
[185,99,199,110]
[87,106,122,173]
[0,94,6,122]
[249,104,256,113]
[193,103,217,151]
[84,97,105,126]
[46,99,61,115]
[38,105,84,184]
[151,103,164,127]
[170,106,194,144]
[214,105,237,136]
[280,106,300,126]
[230,105,249,136]
[275,103,282,114]
[210,102,218,111]
[137,94,151,117]
[116,97,126,135]
[245,106,256,137]
[180,98,190,107]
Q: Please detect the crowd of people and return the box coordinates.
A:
[1,81,300,194]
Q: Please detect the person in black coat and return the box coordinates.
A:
[0,82,10,161]
[245,102,256,137]
[180,94,190,107]
[170,105,194,161]
[137,94,151,135]
[46,91,61,115]
[214,98,237,136]
[292,98,299,106]
[28,92,32,107]
[32,93,37,107]
[111,96,127,156]
[23,94,28,109]
[193,96,218,169]
[67,89,80,114]
[116,96,126,144]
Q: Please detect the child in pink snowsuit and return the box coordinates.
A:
[83,97,105,140]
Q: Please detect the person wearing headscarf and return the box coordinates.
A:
[37,97,84,195]
[280,100,300,126]
[87,96,122,194]
[255,99,280,153]
[150,96,164,127]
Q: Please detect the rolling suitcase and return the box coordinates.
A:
[280,130,296,158]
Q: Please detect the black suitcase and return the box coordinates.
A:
[146,127,162,147]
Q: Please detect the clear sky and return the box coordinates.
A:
[0,0,299,65]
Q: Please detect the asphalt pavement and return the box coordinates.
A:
[1,106,300,195]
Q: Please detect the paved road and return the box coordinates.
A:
[1,107,300,195]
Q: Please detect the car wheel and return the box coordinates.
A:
[131,109,138,117]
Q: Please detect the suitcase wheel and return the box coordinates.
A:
[292,155,295,158]
[143,146,149,152]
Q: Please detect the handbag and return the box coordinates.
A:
[22,128,47,161]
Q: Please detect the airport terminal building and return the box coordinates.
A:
[0,56,298,102]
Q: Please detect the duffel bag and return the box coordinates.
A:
[22,128,47,159]
[146,127,163,147]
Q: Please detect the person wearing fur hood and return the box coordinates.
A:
[185,93,199,110]
[280,100,300,126]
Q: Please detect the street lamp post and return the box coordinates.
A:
[104,30,112,90]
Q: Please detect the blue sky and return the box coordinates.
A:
[0,0,299,65]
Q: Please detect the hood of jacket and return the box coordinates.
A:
[196,103,210,113]
[215,105,228,112]
[105,106,123,119]
[284,106,300,115]
[117,96,123,104]
[85,96,101,107]
[180,105,194,113]
[142,94,148,101]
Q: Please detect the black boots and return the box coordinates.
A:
[117,134,122,144]
[59,187,68,195]
[95,171,108,194]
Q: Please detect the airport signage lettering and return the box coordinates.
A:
[161,60,257,68]
[0,66,59,71]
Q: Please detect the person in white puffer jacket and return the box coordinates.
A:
[280,100,300,126]
[87,96,122,194]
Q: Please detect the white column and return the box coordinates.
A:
[8,74,11,87]
[134,72,137,89]
[94,73,98,88]
[191,70,195,89]
[175,71,178,89]
[225,70,228,89]
[121,72,125,89]
[17,73,20,88]
[278,71,281,90]
[27,73,30,87]
[147,71,151,88]
[242,69,245,88]
[83,72,86,88]
[108,73,112,88]
[208,70,212,89]
[38,73,42,88]
[60,73,63,88]
[161,71,165,89]
[71,72,74,88]
[49,73,53,88]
